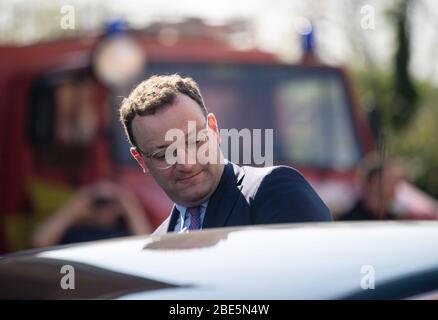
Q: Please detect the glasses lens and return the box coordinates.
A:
[146,125,211,169]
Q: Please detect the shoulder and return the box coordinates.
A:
[239,164,326,208]
[241,164,308,191]
[242,165,332,223]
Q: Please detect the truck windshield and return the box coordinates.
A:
[113,63,362,170]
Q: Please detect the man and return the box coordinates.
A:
[338,156,406,221]
[119,74,331,235]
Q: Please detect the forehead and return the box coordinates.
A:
[131,93,206,150]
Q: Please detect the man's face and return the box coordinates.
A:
[130,93,224,207]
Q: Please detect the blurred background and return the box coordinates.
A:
[0,0,437,254]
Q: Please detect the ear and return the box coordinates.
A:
[130,147,148,173]
[207,113,221,143]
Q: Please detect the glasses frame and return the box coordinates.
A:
[136,122,211,170]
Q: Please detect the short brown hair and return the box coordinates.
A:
[119,74,207,148]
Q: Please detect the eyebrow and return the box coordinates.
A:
[150,130,192,152]
[143,123,208,154]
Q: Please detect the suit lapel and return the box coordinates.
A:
[166,205,180,232]
[203,162,245,229]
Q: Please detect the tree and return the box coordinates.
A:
[390,0,419,131]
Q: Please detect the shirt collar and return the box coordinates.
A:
[175,201,209,220]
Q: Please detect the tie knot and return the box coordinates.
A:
[187,206,201,217]
[187,206,201,230]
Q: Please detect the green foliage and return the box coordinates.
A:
[353,68,438,198]
[390,83,438,198]
[391,0,419,131]
[350,0,438,198]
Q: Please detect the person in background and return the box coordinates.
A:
[31,181,152,247]
[337,156,407,221]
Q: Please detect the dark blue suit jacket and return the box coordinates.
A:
[153,162,332,235]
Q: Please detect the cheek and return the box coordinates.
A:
[151,168,175,184]
[200,166,214,184]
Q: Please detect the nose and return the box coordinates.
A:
[175,143,197,172]
[175,161,196,173]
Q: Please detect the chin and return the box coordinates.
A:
[176,186,211,206]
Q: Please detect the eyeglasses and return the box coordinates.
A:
[137,125,212,170]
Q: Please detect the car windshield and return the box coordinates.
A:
[113,63,362,170]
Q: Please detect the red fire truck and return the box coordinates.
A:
[0,20,435,253]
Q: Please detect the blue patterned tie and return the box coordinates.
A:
[187,206,201,230]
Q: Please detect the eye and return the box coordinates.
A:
[152,152,166,161]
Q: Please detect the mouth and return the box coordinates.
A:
[176,170,203,183]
